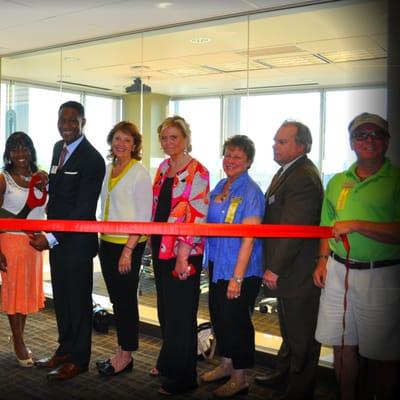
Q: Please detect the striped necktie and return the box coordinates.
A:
[58,145,68,167]
[266,167,283,197]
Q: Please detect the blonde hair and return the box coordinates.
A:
[157,115,192,153]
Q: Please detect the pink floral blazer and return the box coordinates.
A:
[152,158,210,260]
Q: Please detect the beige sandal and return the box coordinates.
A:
[213,380,249,398]
[200,365,231,383]
[9,336,34,368]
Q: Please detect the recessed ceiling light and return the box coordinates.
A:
[63,56,80,62]
[157,2,173,8]
[130,65,150,70]
[190,37,211,44]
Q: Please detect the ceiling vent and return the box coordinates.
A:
[234,82,318,91]
[236,45,306,58]
[57,80,110,91]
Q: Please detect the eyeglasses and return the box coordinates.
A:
[352,130,388,141]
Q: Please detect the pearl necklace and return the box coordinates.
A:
[215,181,231,203]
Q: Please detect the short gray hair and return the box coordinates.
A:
[280,120,312,153]
[223,134,255,167]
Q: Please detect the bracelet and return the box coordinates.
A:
[232,276,243,285]
[316,255,329,260]
[124,245,133,251]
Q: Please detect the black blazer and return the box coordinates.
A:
[47,137,105,258]
[263,155,323,298]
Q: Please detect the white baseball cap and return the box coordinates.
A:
[348,113,389,135]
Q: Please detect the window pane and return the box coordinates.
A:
[85,94,121,160]
[19,86,79,170]
[0,82,6,152]
[323,87,387,185]
[241,92,321,192]
[170,98,222,188]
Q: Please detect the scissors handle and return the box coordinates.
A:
[26,174,47,209]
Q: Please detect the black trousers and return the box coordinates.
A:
[275,294,321,398]
[208,263,261,369]
[98,240,146,352]
[50,243,93,368]
[152,255,202,394]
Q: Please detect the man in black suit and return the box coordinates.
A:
[30,101,105,380]
[255,121,323,400]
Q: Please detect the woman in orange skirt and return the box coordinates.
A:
[0,132,47,367]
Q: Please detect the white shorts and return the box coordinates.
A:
[315,257,400,360]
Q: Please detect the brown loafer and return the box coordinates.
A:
[34,353,71,369]
[158,387,172,396]
[47,362,88,381]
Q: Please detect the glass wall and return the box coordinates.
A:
[171,86,386,192]
[0,82,6,152]
[170,97,222,189]
[240,91,321,191]
[85,94,122,159]
[322,87,387,185]
[0,0,388,360]
[0,81,121,168]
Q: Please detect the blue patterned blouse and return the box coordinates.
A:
[204,171,265,283]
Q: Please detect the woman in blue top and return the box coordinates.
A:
[201,135,265,398]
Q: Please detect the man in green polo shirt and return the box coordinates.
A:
[313,113,400,400]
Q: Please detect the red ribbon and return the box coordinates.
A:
[339,233,352,382]
[0,219,333,238]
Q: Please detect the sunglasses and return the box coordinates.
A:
[352,130,388,141]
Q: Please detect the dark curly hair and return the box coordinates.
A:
[3,131,38,173]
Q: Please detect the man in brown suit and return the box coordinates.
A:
[255,120,323,400]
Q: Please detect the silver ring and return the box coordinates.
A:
[234,295,239,298]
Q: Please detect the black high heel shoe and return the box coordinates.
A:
[98,358,133,376]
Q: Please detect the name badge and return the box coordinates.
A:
[337,180,355,210]
[268,195,275,205]
[224,196,242,223]
[50,165,58,174]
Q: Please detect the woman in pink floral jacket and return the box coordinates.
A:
[151,116,209,396]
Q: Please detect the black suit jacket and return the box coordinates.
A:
[47,136,105,258]
[263,155,323,298]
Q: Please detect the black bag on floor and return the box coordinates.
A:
[93,303,111,333]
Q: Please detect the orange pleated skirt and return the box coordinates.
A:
[0,232,45,315]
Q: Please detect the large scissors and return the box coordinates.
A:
[0,174,47,219]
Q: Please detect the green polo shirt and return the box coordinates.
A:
[321,159,400,261]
